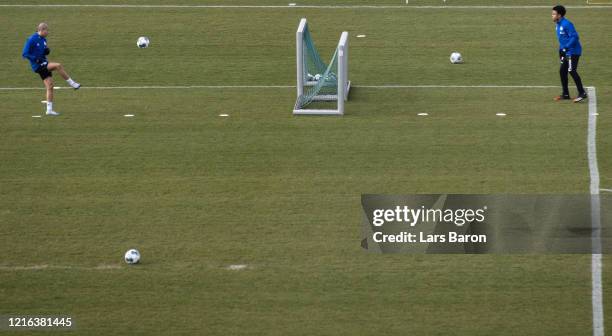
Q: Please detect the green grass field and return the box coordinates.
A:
[1,1,611,335]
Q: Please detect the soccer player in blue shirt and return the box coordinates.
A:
[552,5,587,103]
[22,23,81,116]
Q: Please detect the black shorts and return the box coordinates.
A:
[36,64,52,80]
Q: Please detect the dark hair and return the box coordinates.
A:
[553,5,566,17]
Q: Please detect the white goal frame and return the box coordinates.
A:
[293,18,351,116]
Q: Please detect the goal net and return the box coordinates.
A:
[293,18,351,116]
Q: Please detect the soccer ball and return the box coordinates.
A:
[450,52,463,64]
[124,249,141,264]
[314,74,322,81]
[136,36,150,49]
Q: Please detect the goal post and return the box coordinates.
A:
[296,18,307,99]
[293,18,351,116]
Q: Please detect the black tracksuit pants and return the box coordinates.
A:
[559,51,586,96]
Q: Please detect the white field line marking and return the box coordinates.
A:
[587,87,604,336]
[0,85,294,91]
[588,0,612,5]
[1,4,612,9]
[359,85,559,88]
[0,264,122,271]
[0,84,561,91]
[601,189,612,193]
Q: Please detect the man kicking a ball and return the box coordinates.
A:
[552,5,587,103]
[22,23,81,116]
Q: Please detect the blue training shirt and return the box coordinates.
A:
[556,17,582,56]
[22,33,48,72]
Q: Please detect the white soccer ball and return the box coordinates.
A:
[314,74,322,81]
[124,249,141,264]
[450,52,463,64]
[136,36,150,49]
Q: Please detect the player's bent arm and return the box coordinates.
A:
[563,23,579,51]
[21,38,37,62]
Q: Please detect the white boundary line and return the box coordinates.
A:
[0,85,294,91]
[1,4,612,9]
[0,84,560,91]
[588,0,612,5]
[357,85,559,88]
[588,87,605,336]
[0,264,122,270]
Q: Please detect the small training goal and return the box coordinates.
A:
[293,18,351,116]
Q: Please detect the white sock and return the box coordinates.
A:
[66,78,79,88]
[46,101,53,112]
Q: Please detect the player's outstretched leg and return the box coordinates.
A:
[43,77,59,116]
[47,62,81,89]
